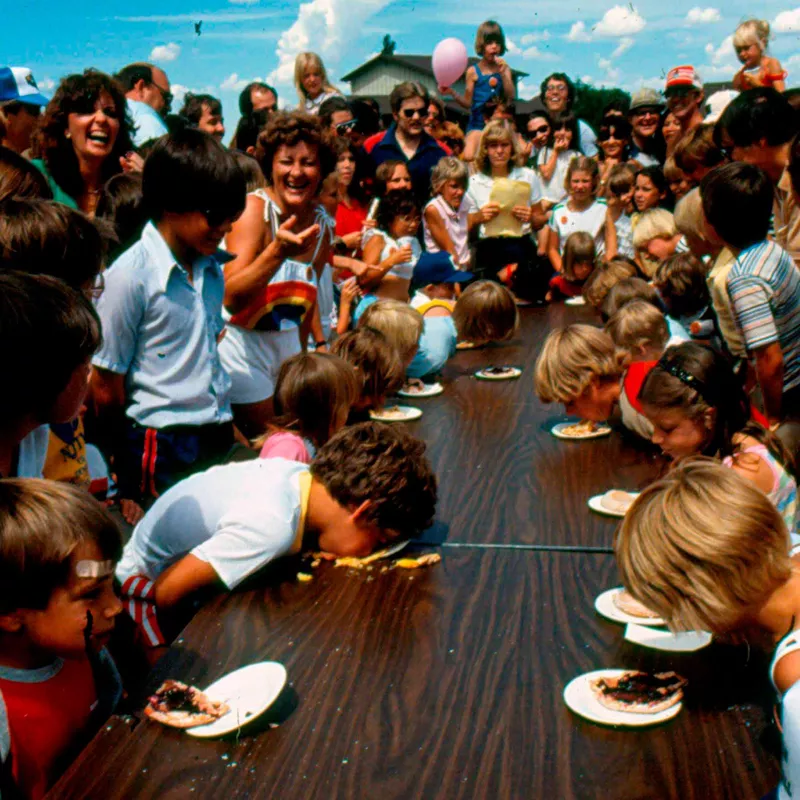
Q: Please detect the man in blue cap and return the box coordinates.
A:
[0,67,50,154]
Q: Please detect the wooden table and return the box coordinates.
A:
[49,307,781,799]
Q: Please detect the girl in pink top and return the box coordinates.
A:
[423,157,481,270]
[257,352,360,463]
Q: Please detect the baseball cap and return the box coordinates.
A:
[628,88,665,112]
[413,252,473,285]
[0,67,50,107]
[665,66,703,94]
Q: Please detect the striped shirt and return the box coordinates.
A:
[727,240,800,392]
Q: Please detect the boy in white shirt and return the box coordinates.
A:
[117,422,437,648]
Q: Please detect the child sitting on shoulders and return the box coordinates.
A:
[639,342,796,534]
[116,423,438,646]
[256,353,359,464]
[547,231,596,302]
[0,480,123,799]
[653,253,717,343]
[534,324,632,431]
[605,299,670,439]
[330,328,405,421]
[423,157,481,270]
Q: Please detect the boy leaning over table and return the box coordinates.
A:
[116,423,437,652]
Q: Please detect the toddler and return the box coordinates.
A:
[732,19,786,92]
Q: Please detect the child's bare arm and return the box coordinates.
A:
[537,148,558,183]
[604,209,618,261]
[440,68,475,109]
[154,554,221,610]
[424,205,457,259]
[753,342,785,426]
[530,201,550,231]
[546,226,562,272]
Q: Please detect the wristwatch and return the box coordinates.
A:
[315,340,327,349]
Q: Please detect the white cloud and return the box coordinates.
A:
[706,33,734,65]
[171,84,190,105]
[149,42,181,63]
[505,38,522,56]
[516,80,534,98]
[787,53,800,69]
[268,0,393,94]
[581,75,595,85]
[685,7,721,24]
[774,8,800,33]
[220,73,249,91]
[598,57,612,70]
[520,45,559,61]
[566,20,591,42]
[594,5,646,37]
[38,78,55,91]
[521,31,550,44]
[611,36,634,58]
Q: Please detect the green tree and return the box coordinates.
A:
[572,81,631,131]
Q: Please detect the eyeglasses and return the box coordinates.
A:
[631,107,661,117]
[546,84,568,94]
[529,125,549,136]
[155,84,173,110]
[335,118,357,132]
[665,86,694,99]
[401,107,425,119]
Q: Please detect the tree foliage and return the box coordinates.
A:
[572,81,631,131]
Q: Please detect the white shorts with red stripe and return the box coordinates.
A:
[120,575,167,647]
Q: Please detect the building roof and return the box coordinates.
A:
[341,53,529,83]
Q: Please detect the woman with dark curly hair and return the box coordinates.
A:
[219,110,336,438]
[596,116,637,198]
[30,70,138,215]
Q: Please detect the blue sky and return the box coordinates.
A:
[3,0,799,129]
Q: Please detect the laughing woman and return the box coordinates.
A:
[220,112,335,438]
[31,70,137,216]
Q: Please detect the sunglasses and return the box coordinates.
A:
[401,107,425,119]
[529,125,549,136]
[156,85,174,109]
[335,118,358,132]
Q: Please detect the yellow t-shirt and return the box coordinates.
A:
[43,418,90,487]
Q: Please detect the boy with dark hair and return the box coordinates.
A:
[701,162,800,426]
[0,479,124,799]
[715,87,800,268]
[179,93,225,141]
[116,422,437,646]
[91,129,246,505]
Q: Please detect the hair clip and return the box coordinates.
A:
[661,361,710,399]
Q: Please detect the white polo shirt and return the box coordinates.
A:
[116,458,310,588]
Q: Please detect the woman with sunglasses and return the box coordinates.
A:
[31,70,138,216]
[596,116,636,198]
[220,111,336,438]
[424,96,446,141]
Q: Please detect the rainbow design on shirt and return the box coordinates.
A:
[229,280,318,332]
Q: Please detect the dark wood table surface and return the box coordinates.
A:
[49,307,781,799]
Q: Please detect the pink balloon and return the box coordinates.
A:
[432,38,468,88]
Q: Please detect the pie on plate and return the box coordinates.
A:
[589,671,687,715]
[369,405,423,422]
[145,680,230,729]
[475,366,521,380]
[600,490,637,514]
[613,590,660,620]
[552,420,612,439]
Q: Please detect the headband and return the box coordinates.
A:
[660,360,712,403]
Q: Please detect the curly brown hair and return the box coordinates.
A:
[254,111,335,188]
[311,422,437,539]
[32,70,134,201]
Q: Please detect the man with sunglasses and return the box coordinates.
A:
[368,81,447,205]
[0,66,49,155]
[627,88,664,167]
[115,62,172,146]
[664,65,705,136]
[319,96,354,135]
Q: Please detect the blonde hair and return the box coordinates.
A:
[662,156,684,184]
[632,208,677,250]
[0,479,122,612]
[733,19,770,53]
[582,258,637,309]
[294,52,337,103]
[605,299,668,355]
[475,19,507,56]
[431,156,468,194]
[475,121,522,175]
[565,155,599,195]
[672,187,708,244]
[562,231,596,282]
[254,353,359,450]
[534,324,628,404]
[615,457,791,635]
[358,299,424,366]
[453,280,519,344]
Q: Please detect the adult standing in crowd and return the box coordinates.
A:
[115,62,171,146]
[367,82,448,206]
[240,82,278,117]
[715,87,800,269]
[664,65,705,136]
[627,88,664,166]
[0,66,50,155]
[31,70,136,214]
[230,83,278,152]
[540,72,597,157]
[180,93,225,141]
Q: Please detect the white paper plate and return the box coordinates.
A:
[369,405,423,422]
[594,588,665,627]
[565,296,586,306]
[358,539,410,564]
[624,624,712,652]
[587,492,639,518]
[186,662,287,738]
[397,382,444,398]
[551,422,612,441]
[474,367,522,381]
[563,669,683,728]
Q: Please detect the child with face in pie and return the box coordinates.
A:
[0,480,124,799]
[615,458,800,799]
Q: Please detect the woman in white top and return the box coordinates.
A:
[535,111,581,207]
[294,52,341,115]
[220,112,333,438]
[466,120,548,300]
